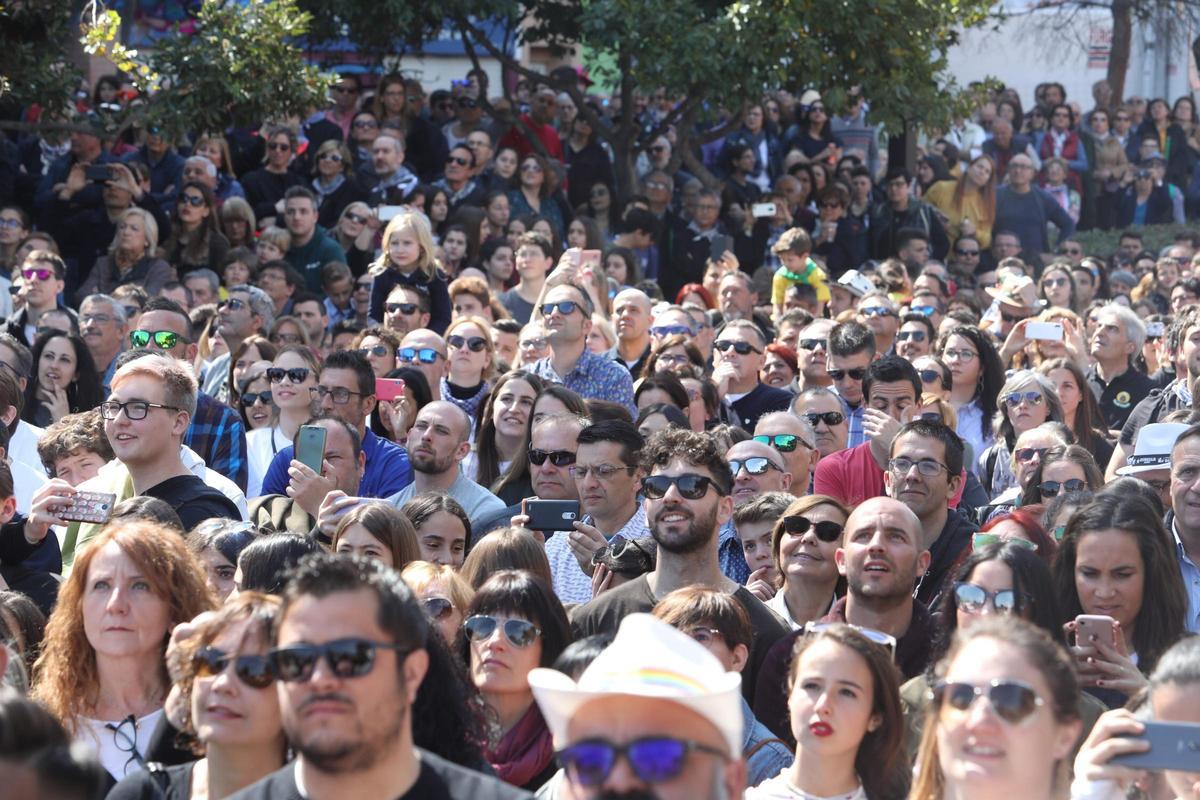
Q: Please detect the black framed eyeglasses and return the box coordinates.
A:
[640,473,725,500]
[1015,447,1047,463]
[310,385,364,404]
[100,399,181,420]
[826,367,867,381]
[177,193,205,207]
[385,302,419,315]
[888,457,950,477]
[194,647,276,689]
[104,715,149,777]
[219,297,247,312]
[729,457,781,477]
[714,339,762,356]
[541,300,580,316]
[896,330,926,342]
[270,637,410,683]
[528,448,576,467]
[798,338,827,351]
[448,334,488,352]
[130,329,188,349]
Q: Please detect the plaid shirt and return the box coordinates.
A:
[184,391,248,492]
[531,350,636,416]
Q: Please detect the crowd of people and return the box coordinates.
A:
[0,67,1197,799]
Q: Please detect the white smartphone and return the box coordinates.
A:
[751,202,777,218]
[1026,321,1064,341]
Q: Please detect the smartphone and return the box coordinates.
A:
[57,491,116,524]
[521,499,581,532]
[375,377,406,402]
[377,205,404,222]
[295,425,328,473]
[580,249,602,269]
[85,164,112,182]
[1025,321,1064,341]
[1147,321,1166,337]
[710,234,733,261]
[1075,614,1118,648]
[1110,721,1200,771]
[751,202,777,218]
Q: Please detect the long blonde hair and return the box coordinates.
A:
[370,211,439,282]
[32,521,215,733]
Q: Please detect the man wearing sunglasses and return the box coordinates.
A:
[855,292,900,356]
[202,284,274,400]
[753,496,935,739]
[530,283,636,416]
[3,252,76,349]
[432,144,484,210]
[791,387,850,458]
[884,419,977,607]
[237,554,527,799]
[826,320,876,447]
[895,313,935,361]
[137,298,249,492]
[398,328,449,401]
[572,428,789,704]
[530,614,746,800]
[753,412,819,493]
[387,401,504,526]
[792,317,835,391]
[712,320,791,432]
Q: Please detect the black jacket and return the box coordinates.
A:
[918,508,978,608]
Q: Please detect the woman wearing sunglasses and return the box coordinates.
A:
[401,560,474,644]
[331,201,376,277]
[162,180,229,275]
[235,364,274,434]
[1071,636,1200,800]
[245,345,319,498]
[748,623,906,799]
[1018,444,1102,508]
[442,315,497,437]
[935,326,1005,479]
[459,570,572,790]
[978,370,1065,499]
[331,501,421,569]
[909,617,1084,800]
[311,140,367,230]
[108,592,285,799]
[1052,493,1188,710]
[32,521,213,785]
[766,495,850,631]
[227,334,276,411]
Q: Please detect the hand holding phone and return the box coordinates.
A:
[56,491,117,525]
[1025,321,1064,341]
[295,425,328,474]
[521,499,581,532]
[375,377,406,402]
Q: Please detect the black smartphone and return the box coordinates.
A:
[85,164,112,182]
[295,425,327,473]
[710,234,733,262]
[521,499,581,532]
[1110,721,1200,771]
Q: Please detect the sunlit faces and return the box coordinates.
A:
[414,511,468,568]
[53,447,108,486]
[1073,528,1144,634]
[37,335,78,392]
[81,540,172,662]
[788,638,881,758]
[335,523,393,567]
[191,619,285,749]
[196,546,238,602]
[955,559,1015,631]
[736,517,778,581]
[493,378,537,438]
[778,503,846,587]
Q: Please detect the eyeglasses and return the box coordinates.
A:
[569,464,636,480]
[457,97,479,109]
[685,626,726,646]
[910,305,938,317]
[805,622,897,655]
[1039,478,1086,497]
[398,347,442,364]
[859,306,895,318]
[352,119,379,129]
[714,340,762,356]
[385,302,419,315]
[972,532,1037,551]
[953,582,1018,615]
[355,279,373,290]
[919,369,944,384]
[104,715,149,776]
[463,615,541,647]
[346,212,368,225]
[541,300,580,316]
[753,433,806,452]
[422,597,454,621]
[931,679,1044,725]
[266,141,291,152]
[640,473,725,500]
[1043,277,1069,288]
[519,337,549,350]
[270,637,409,683]
[729,457,782,477]
[795,337,827,352]
[267,367,311,384]
[100,399,181,420]
[827,366,867,381]
[896,330,927,342]
[219,297,247,312]
[558,737,728,787]
[1015,447,1048,463]
[177,194,205,207]
[1002,391,1043,408]
[129,329,187,349]
[1000,310,1031,323]
[240,390,273,407]
[446,155,471,167]
[310,385,363,404]
[781,515,843,542]
[318,152,344,163]
[651,324,693,337]
[358,345,390,358]
[955,248,980,257]
[80,313,115,325]
[888,457,950,477]
[21,267,53,281]
[194,647,276,689]
[528,448,577,467]
[803,411,845,427]
[448,334,488,352]
[272,333,304,345]
[521,163,544,173]
[0,218,23,230]
[941,349,977,362]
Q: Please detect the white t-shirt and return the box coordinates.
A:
[246,426,290,499]
[76,708,163,781]
[746,773,866,800]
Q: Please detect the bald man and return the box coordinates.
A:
[752,496,936,741]
[609,288,654,375]
[387,400,505,525]
[753,412,819,492]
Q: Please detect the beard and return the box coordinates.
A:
[846,559,918,608]
[295,693,407,774]
[411,449,455,475]
[650,501,718,555]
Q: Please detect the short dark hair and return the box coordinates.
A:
[891,419,964,477]
[1118,229,1143,242]
[460,570,572,668]
[829,320,876,358]
[862,355,922,405]
[576,419,644,468]
[301,412,363,455]
[279,552,431,657]
[640,427,731,496]
[620,207,660,237]
[283,186,318,207]
[292,292,325,314]
[899,314,936,342]
[321,349,375,397]
[242,534,324,596]
[896,228,929,251]
[141,296,194,340]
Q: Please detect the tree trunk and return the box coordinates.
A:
[1107,0,1133,105]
